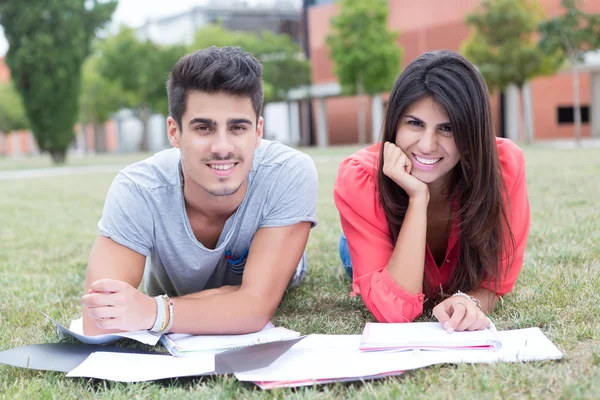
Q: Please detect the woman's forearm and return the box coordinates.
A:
[385,195,429,295]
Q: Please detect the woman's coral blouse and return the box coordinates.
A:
[333,138,530,323]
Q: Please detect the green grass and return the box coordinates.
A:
[1,146,600,399]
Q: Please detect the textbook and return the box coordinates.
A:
[359,322,502,352]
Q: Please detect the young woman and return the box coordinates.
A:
[334,50,530,333]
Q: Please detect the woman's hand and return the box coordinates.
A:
[432,295,491,332]
[382,142,429,200]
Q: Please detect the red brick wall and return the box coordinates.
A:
[308,0,600,143]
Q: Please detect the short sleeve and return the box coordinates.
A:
[481,143,530,295]
[334,154,425,323]
[259,153,318,229]
[98,173,155,256]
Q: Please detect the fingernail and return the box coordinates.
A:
[446,327,454,333]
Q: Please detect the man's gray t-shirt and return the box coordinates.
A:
[98,139,318,297]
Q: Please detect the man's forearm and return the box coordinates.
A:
[178,285,240,300]
[169,287,274,335]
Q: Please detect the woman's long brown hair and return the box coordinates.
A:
[377,50,516,298]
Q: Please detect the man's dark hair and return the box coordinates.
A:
[167,46,264,129]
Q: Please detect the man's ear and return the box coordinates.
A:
[255,116,264,149]
[167,117,181,148]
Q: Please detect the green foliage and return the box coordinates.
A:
[461,0,559,91]
[325,0,402,95]
[96,27,186,150]
[538,0,600,64]
[0,0,117,163]
[80,53,131,125]
[97,27,186,116]
[0,82,29,132]
[191,24,311,102]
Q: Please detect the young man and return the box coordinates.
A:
[81,46,318,336]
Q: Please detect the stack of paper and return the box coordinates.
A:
[233,327,563,389]
[66,352,215,382]
[35,315,563,387]
[360,322,501,352]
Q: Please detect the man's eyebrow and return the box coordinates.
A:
[228,118,253,125]
[189,118,216,126]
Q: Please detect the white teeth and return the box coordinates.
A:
[209,164,235,171]
[415,155,441,165]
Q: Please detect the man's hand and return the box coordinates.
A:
[81,279,157,332]
[432,295,490,333]
[382,142,429,200]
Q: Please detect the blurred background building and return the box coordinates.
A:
[1,0,599,156]
[302,0,600,145]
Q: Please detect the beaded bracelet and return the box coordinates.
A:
[453,290,481,310]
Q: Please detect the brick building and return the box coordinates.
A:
[303,0,600,144]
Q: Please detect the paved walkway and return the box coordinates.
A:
[0,164,125,181]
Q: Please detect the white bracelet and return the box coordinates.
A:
[161,294,174,334]
[453,291,481,309]
[150,295,165,332]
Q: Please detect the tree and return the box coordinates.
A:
[79,53,131,152]
[539,0,600,145]
[97,27,186,152]
[461,0,560,143]
[191,24,311,103]
[0,0,117,163]
[0,82,29,133]
[326,0,402,144]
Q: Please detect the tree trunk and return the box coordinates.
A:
[139,107,150,152]
[50,149,67,164]
[356,76,366,145]
[572,63,582,146]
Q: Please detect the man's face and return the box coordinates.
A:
[168,91,262,197]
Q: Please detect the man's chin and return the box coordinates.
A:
[203,182,244,197]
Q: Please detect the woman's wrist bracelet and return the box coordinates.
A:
[453,290,482,310]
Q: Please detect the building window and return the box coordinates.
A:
[557,105,590,124]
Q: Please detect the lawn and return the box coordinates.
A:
[1,145,599,399]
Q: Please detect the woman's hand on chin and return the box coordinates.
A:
[382,142,429,201]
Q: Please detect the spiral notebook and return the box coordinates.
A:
[360,322,502,352]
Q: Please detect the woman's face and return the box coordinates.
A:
[395,97,461,186]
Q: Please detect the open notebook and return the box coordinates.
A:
[45,313,300,357]
[360,322,502,352]
[161,323,301,356]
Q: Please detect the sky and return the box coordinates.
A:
[0,0,299,57]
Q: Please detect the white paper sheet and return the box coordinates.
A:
[234,328,563,387]
[66,352,215,382]
[44,313,160,346]
[361,322,501,351]
[163,323,301,356]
